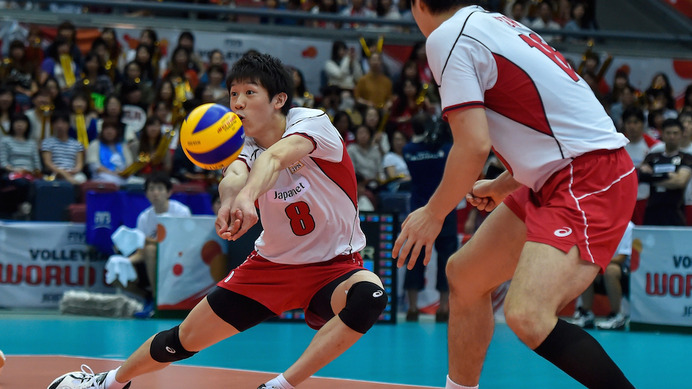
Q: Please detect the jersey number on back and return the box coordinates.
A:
[520,33,579,82]
[285,201,316,236]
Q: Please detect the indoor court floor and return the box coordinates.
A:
[0,310,689,388]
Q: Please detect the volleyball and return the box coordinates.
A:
[180,103,245,170]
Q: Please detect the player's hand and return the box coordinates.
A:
[392,206,443,270]
[228,193,258,241]
[466,179,504,212]
[215,204,235,240]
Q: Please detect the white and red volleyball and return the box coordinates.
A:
[180,103,245,170]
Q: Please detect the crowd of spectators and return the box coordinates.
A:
[0,0,691,234]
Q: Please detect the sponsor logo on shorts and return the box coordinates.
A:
[554,227,573,237]
[224,271,235,283]
[166,346,176,354]
[373,290,384,298]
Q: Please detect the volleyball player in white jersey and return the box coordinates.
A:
[49,53,387,389]
[393,2,636,389]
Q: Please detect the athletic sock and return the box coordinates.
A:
[533,319,634,389]
[263,373,294,389]
[104,367,128,389]
[445,375,479,389]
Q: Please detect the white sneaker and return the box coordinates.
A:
[47,365,131,389]
[571,307,595,329]
[597,312,626,330]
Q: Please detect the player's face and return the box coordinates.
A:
[229,79,276,137]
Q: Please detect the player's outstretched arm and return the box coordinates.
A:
[216,159,249,240]
[228,134,315,240]
[393,108,490,269]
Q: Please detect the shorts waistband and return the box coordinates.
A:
[248,251,360,266]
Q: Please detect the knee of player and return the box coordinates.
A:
[445,257,465,288]
[150,325,198,363]
[337,281,388,334]
[503,300,541,335]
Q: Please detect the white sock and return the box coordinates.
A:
[446,374,479,389]
[104,367,128,389]
[264,373,294,389]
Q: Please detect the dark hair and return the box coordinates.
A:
[289,66,307,96]
[331,41,347,63]
[648,108,664,129]
[661,118,682,132]
[621,106,644,123]
[9,39,24,51]
[50,110,70,124]
[84,51,107,76]
[139,116,163,153]
[226,53,293,115]
[178,31,195,44]
[145,171,172,191]
[100,118,123,143]
[0,86,17,114]
[9,113,31,139]
[408,1,478,14]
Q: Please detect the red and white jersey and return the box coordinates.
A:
[427,6,628,191]
[237,107,366,264]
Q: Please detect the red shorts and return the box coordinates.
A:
[504,148,637,271]
[216,251,365,328]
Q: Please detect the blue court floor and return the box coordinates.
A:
[0,310,689,388]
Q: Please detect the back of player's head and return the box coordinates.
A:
[621,106,644,123]
[145,172,172,192]
[227,53,293,116]
[409,0,479,13]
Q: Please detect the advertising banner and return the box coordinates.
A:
[0,221,112,308]
[630,226,692,327]
[156,216,227,310]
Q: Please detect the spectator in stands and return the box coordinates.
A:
[681,84,692,113]
[402,112,456,322]
[363,106,390,153]
[175,31,205,74]
[123,29,161,76]
[40,110,87,185]
[202,64,229,105]
[0,113,41,219]
[347,124,383,191]
[562,1,597,43]
[133,116,173,179]
[640,118,692,226]
[608,73,639,129]
[75,51,115,112]
[389,77,434,138]
[46,21,84,71]
[530,1,561,43]
[2,40,38,109]
[129,172,192,317]
[25,87,53,143]
[354,52,393,110]
[93,94,127,139]
[39,37,80,94]
[506,0,530,24]
[324,40,363,91]
[163,46,199,102]
[340,0,376,28]
[0,87,16,138]
[332,110,355,146]
[68,91,99,147]
[148,78,176,120]
[130,44,158,87]
[289,66,315,108]
[646,87,678,121]
[42,76,69,112]
[623,107,658,225]
[99,27,124,74]
[573,221,634,330]
[646,108,665,139]
[310,0,341,28]
[119,61,154,107]
[374,0,401,31]
[86,119,133,185]
[382,129,411,192]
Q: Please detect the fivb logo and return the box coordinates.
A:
[93,211,112,229]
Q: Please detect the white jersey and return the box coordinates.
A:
[237,107,366,265]
[427,6,628,191]
[136,200,192,238]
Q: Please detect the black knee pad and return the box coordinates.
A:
[338,281,388,334]
[150,325,197,363]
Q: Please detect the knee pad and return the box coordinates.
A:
[338,281,388,334]
[150,326,197,363]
